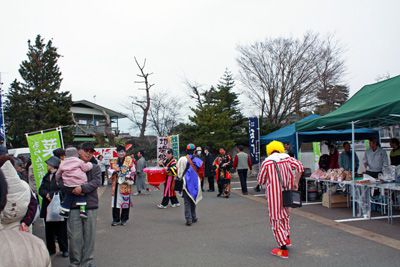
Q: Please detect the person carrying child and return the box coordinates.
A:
[56,147,93,218]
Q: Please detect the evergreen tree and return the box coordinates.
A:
[187,69,245,150]
[5,35,73,147]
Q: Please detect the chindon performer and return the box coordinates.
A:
[157,149,180,209]
[111,145,135,226]
[257,141,303,259]
[177,144,204,226]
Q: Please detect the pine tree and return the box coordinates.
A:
[188,69,245,150]
[4,35,73,147]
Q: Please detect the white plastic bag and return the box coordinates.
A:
[46,193,64,222]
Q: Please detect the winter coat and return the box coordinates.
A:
[38,172,63,219]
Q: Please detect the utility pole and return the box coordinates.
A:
[0,72,6,147]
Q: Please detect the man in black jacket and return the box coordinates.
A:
[66,143,101,267]
[204,147,215,192]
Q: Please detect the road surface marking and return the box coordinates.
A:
[335,215,400,223]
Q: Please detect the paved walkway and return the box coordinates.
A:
[44,179,400,267]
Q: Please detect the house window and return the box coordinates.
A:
[78,120,87,125]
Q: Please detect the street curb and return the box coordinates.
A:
[232,190,400,251]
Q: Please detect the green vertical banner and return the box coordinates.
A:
[312,142,321,170]
[26,129,62,195]
[364,140,369,150]
[170,135,180,159]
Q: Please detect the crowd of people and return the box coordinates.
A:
[2,135,400,264]
[0,138,311,265]
[317,137,400,175]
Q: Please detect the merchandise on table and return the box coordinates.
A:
[310,168,353,182]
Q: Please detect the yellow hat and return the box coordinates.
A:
[266,140,285,156]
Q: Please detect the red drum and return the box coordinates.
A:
[143,167,166,186]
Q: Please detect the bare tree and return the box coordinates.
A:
[185,80,203,108]
[148,92,182,136]
[129,57,154,138]
[101,110,116,146]
[237,32,346,126]
[375,72,391,82]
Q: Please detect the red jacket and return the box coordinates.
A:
[233,153,252,171]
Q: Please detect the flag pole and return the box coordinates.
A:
[0,73,6,146]
[58,126,65,149]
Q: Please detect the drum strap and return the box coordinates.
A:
[187,155,200,178]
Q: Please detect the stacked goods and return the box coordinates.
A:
[310,168,352,181]
[310,169,327,180]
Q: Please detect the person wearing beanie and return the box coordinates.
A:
[177,144,204,226]
[257,140,304,259]
[38,156,69,257]
[56,147,93,219]
[1,169,52,267]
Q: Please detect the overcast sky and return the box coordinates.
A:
[1,0,399,134]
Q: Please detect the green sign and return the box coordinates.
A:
[312,142,321,170]
[26,129,62,194]
[170,135,180,159]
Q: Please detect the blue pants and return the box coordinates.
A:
[62,193,87,211]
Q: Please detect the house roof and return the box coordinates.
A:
[72,100,127,119]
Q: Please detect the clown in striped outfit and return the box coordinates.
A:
[157,149,180,209]
[257,141,304,259]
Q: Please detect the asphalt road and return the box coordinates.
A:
[46,178,400,267]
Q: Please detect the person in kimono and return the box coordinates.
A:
[177,144,204,226]
[111,145,135,226]
[157,149,180,208]
[213,148,232,198]
[257,141,304,259]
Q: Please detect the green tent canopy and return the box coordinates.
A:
[296,75,400,131]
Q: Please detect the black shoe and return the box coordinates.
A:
[121,221,127,226]
[217,193,222,197]
[207,189,214,192]
[61,251,69,258]
[186,221,192,226]
[192,218,198,223]
[243,192,248,195]
[111,221,120,226]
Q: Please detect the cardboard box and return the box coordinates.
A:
[322,192,348,208]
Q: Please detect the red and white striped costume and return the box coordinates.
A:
[257,153,304,247]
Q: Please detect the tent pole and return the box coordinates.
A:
[352,121,356,217]
[295,132,299,159]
